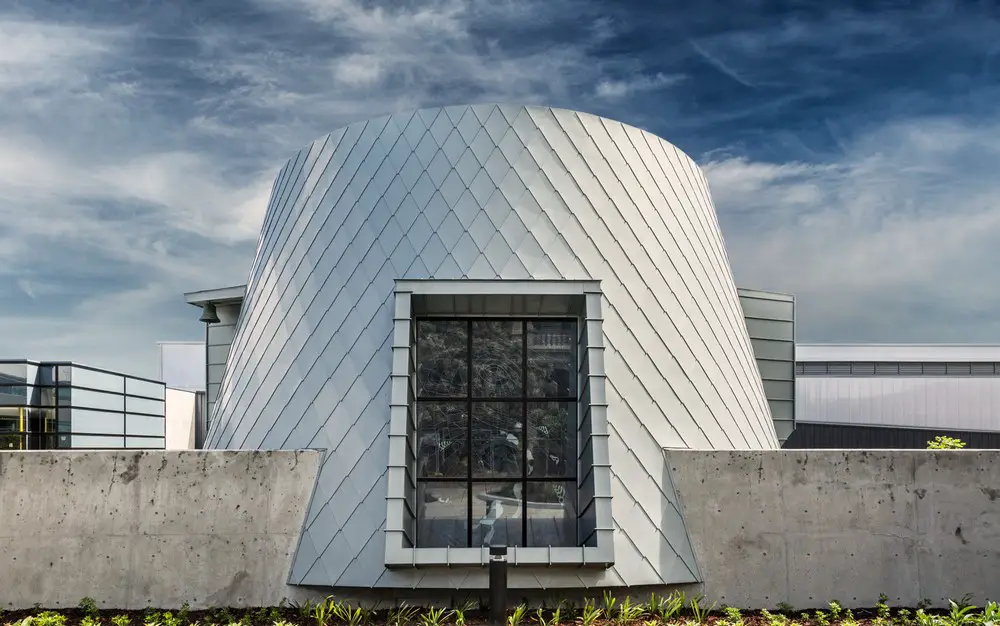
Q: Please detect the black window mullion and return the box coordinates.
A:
[521,320,529,546]
[466,318,473,548]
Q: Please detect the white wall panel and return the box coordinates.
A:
[796,376,1000,432]
[206,105,776,591]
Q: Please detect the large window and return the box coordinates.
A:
[414,318,578,548]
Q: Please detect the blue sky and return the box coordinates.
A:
[2,0,1000,378]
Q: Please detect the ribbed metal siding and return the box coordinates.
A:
[737,288,795,443]
[796,376,1000,432]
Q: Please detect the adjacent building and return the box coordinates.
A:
[0,360,167,450]
[786,343,1000,449]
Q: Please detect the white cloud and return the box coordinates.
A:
[706,115,1000,342]
[595,72,685,99]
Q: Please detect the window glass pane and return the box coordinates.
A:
[37,387,55,407]
[126,436,165,449]
[125,396,165,416]
[71,434,125,448]
[472,481,523,547]
[0,407,25,449]
[66,409,125,435]
[525,481,577,547]
[28,408,57,434]
[69,389,124,412]
[0,385,27,406]
[416,402,467,478]
[471,402,522,479]
[126,414,165,437]
[527,321,577,398]
[416,482,469,548]
[527,401,576,478]
[416,321,468,397]
[471,321,523,397]
[0,363,27,383]
[66,367,125,393]
[126,378,166,400]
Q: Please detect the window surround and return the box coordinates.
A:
[385,279,614,568]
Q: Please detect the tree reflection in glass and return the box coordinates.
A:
[471,321,522,397]
[416,321,468,397]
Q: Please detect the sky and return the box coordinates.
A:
[2,0,1000,379]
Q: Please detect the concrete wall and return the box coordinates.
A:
[666,449,1000,610]
[0,450,320,610]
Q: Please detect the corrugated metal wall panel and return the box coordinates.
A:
[795,376,1000,432]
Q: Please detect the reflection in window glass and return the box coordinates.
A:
[471,482,523,547]
[528,320,577,398]
[416,402,467,478]
[0,386,28,406]
[527,402,576,478]
[525,481,577,547]
[414,317,578,548]
[416,321,468,397]
[471,321,522,397]
[415,482,469,548]
[471,402,522,479]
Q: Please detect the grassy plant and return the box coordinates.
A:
[312,598,340,626]
[387,604,421,626]
[813,610,830,626]
[332,603,371,626]
[896,609,914,626]
[617,597,645,626]
[111,616,131,626]
[535,606,563,626]
[602,592,618,618]
[452,600,476,626]
[81,617,101,626]
[579,599,602,626]
[648,591,685,622]
[418,608,449,626]
[507,605,529,626]
[689,594,714,626]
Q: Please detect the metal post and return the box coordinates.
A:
[489,545,508,625]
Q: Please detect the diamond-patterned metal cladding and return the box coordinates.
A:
[206,104,779,590]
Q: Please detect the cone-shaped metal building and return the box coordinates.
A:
[206,104,778,591]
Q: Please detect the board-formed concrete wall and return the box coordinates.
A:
[666,449,1000,610]
[0,450,320,610]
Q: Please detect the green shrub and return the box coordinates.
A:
[928,435,966,449]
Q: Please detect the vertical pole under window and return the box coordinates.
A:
[521,320,528,545]
[466,319,473,548]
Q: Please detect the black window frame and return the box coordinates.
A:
[413,316,579,548]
